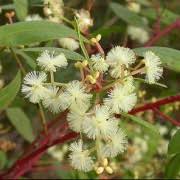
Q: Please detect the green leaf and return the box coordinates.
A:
[20,47,84,61]
[168,130,180,155]
[0,71,21,110]
[110,2,148,28]
[0,151,7,169]
[14,0,28,21]
[0,21,78,47]
[15,50,37,69]
[6,108,35,142]
[165,153,180,178]
[141,8,179,25]
[134,47,180,72]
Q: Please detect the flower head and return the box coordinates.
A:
[82,105,118,139]
[42,86,68,113]
[22,71,47,103]
[127,26,149,44]
[127,2,141,13]
[104,83,137,113]
[59,38,79,51]
[63,81,92,111]
[37,50,68,72]
[109,65,123,79]
[102,128,127,157]
[67,107,87,132]
[143,51,163,84]
[106,46,136,78]
[44,0,64,23]
[69,140,94,172]
[123,75,135,93]
[75,9,93,32]
[106,46,136,67]
[91,54,109,73]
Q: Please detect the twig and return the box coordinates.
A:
[145,19,180,47]
[152,1,162,34]
[87,0,95,11]
[130,95,180,114]
[38,103,48,134]
[95,41,105,55]
[153,108,180,126]
[1,95,180,179]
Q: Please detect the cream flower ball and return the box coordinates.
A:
[143,51,163,84]
[69,140,94,172]
[37,50,68,72]
[21,71,48,103]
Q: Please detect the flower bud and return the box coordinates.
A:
[82,60,88,67]
[93,71,100,79]
[91,37,97,44]
[44,7,53,16]
[96,34,101,42]
[105,166,113,174]
[86,75,96,84]
[74,61,82,68]
[102,158,108,167]
[96,166,104,174]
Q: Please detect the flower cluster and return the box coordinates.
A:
[44,0,64,23]
[126,0,150,44]
[22,42,163,173]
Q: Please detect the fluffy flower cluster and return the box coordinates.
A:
[143,51,163,84]
[58,38,79,51]
[22,45,163,173]
[127,25,149,44]
[75,9,93,32]
[44,0,64,23]
[126,1,150,44]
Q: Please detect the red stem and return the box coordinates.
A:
[1,132,77,179]
[0,95,179,179]
[130,95,180,114]
[153,108,180,126]
[95,41,105,55]
[145,19,180,47]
